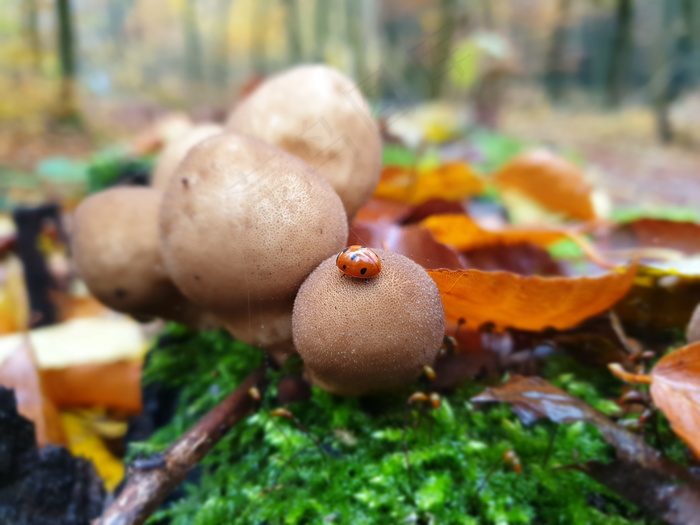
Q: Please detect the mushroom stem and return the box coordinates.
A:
[96,368,266,525]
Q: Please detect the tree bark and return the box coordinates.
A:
[605,0,634,107]
[428,0,457,99]
[55,0,79,120]
[544,0,572,103]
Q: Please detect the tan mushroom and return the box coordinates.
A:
[292,249,445,396]
[159,133,348,341]
[71,187,201,323]
[151,123,224,190]
[226,65,382,220]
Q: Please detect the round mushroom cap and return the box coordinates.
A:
[159,133,348,315]
[226,64,382,220]
[71,187,199,322]
[151,123,224,190]
[292,249,445,396]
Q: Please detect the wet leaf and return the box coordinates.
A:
[427,263,637,331]
[349,222,466,270]
[421,213,568,251]
[0,338,66,447]
[472,376,700,525]
[374,162,485,205]
[494,149,598,221]
[649,342,700,458]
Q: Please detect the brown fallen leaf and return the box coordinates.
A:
[374,162,485,205]
[42,359,142,413]
[421,214,569,251]
[427,263,637,331]
[463,243,563,276]
[494,149,598,221]
[598,218,700,256]
[472,375,700,525]
[349,222,466,270]
[0,338,66,446]
[648,343,700,459]
[353,198,413,224]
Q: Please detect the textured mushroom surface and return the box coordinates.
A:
[159,133,348,315]
[151,123,224,190]
[226,65,382,220]
[293,249,445,396]
[72,187,197,321]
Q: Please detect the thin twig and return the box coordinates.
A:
[97,368,266,525]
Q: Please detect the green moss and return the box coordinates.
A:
[137,326,654,524]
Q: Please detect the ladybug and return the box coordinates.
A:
[336,245,382,278]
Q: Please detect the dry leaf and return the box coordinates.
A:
[427,263,637,331]
[43,360,142,413]
[0,339,66,446]
[650,342,700,459]
[494,149,597,221]
[374,162,484,205]
[61,410,126,491]
[421,214,568,251]
[463,243,563,276]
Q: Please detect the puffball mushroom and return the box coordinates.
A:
[72,187,200,322]
[159,133,349,326]
[292,249,445,396]
[150,123,224,190]
[226,64,382,220]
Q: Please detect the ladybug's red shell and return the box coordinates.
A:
[336,245,382,278]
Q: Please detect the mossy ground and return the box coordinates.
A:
[132,325,663,524]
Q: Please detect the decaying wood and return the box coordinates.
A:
[97,368,266,525]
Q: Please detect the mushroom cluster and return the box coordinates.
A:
[71,64,445,396]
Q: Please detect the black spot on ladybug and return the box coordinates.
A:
[342,265,347,270]
[182,178,189,188]
[114,288,127,299]
[360,268,367,275]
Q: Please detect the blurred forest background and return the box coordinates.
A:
[2,0,700,205]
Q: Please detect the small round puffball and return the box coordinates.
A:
[292,249,445,396]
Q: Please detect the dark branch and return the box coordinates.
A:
[97,368,266,525]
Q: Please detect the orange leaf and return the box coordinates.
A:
[374,162,485,205]
[494,149,597,221]
[427,263,637,331]
[650,343,700,458]
[421,213,568,251]
[42,360,142,413]
[0,339,66,447]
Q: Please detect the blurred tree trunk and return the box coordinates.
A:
[183,0,205,96]
[652,1,677,144]
[251,0,268,73]
[284,0,303,63]
[605,0,633,107]
[347,0,366,81]
[54,0,79,121]
[213,0,231,88]
[23,0,42,73]
[544,0,572,103]
[314,0,331,61]
[428,0,457,99]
